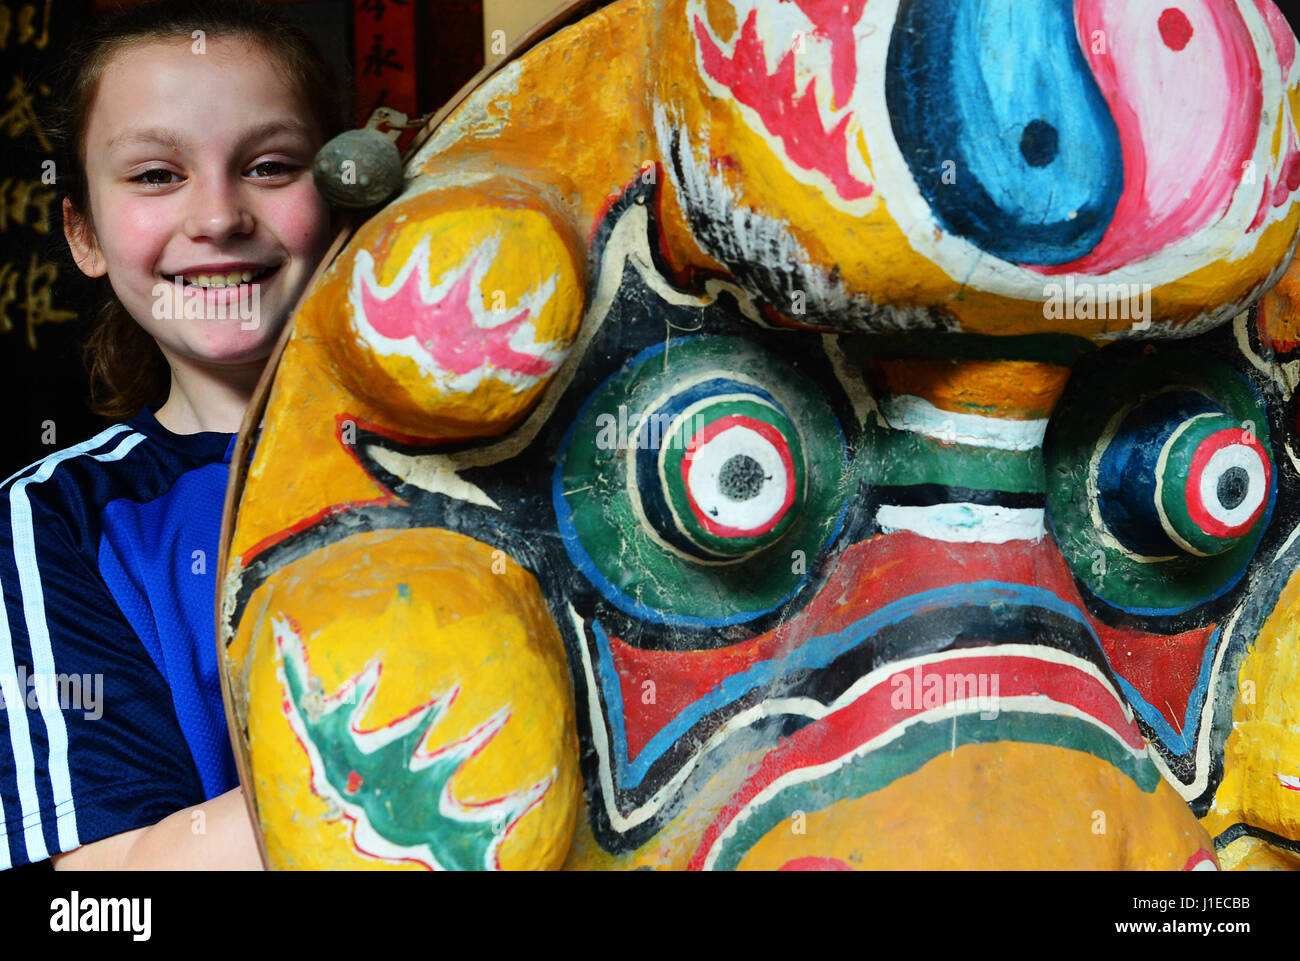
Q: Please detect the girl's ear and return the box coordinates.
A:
[63,196,107,278]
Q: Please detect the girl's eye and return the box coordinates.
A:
[132,168,180,186]
[249,160,293,178]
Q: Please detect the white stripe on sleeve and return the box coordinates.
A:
[2,425,141,863]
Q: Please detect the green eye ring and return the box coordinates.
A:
[633,386,806,561]
[1155,414,1271,557]
[555,335,847,627]
[1046,350,1274,618]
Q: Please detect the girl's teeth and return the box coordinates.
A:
[185,269,265,288]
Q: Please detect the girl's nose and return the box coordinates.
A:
[183,178,254,241]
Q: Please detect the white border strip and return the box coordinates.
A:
[880,394,1047,451]
[876,504,1046,543]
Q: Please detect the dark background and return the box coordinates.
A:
[0,0,484,482]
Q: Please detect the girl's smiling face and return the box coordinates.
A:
[66,35,333,371]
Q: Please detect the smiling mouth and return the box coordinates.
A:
[173,265,279,289]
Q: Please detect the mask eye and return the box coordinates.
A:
[1096,393,1272,559]
[885,0,1123,266]
[634,382,804,561]
[556,336,847,626]
[1176,423,1271,549]
[1046,350,1276,619]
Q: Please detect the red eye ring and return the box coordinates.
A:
[1184,428,1270,538]
[680,414,797,538]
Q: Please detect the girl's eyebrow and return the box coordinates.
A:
[106,119,314,154]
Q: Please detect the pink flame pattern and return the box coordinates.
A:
[357,246,556,379]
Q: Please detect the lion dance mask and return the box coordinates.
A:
[218,0,1300,870]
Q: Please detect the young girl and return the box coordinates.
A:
[0,0,341,869]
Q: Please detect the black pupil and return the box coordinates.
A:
[1020,119,1059,168]
[1216,467,1250,511]
[718,454,766,502]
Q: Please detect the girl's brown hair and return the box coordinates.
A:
[49,0,345,420]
